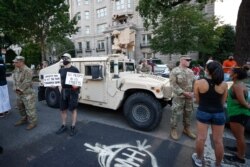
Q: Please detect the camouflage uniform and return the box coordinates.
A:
[13,65,37,125]
[170,66,194,129]
[139,64,152,74]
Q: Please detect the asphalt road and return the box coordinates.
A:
[0,77,249,167]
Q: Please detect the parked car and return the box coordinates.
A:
[147,58,170,77]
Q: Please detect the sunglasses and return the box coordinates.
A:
[62,57,70,61]
[185,59,192,62]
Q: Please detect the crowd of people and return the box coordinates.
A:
[0,53,249,167]
[168,55,249,167]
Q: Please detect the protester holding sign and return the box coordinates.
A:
[56,53,80,136]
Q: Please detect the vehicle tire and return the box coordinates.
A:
[45,87,60,108]
[123,92,162,131]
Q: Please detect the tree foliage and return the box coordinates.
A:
[213,25,235,63]
[138,0,250,65]
[0,0,79,61]
[150,4,219,55]
[137,0,212,29]
[137,0,218,55]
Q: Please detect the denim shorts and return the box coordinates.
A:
[196,110,226,125]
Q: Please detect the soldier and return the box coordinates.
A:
[13,56,37,130]
[169,55,196,140]
[56,53,80,136]
[138,59,152,74]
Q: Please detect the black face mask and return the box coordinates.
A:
[63,60,70,65]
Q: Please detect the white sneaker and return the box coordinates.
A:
[192,153,202,167]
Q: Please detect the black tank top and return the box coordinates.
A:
[198,78,224,113]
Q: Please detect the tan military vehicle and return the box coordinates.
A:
[38,54,172,131]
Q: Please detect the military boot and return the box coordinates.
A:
[26,123,37,130]
[14,118,28,126]
[170,128,179,140]
[183,127,196,139]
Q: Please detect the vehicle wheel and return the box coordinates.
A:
[45,87,60,108]
[123,92,162,131]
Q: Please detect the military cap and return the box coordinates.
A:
[13,56,25,62]
[180,55,191,60]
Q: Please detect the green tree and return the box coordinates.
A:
[47,37,75,63]
[0,0,79,62]
[21,43,41,67]
[137,0,220,55]
[137,0,250,65]
[213,25,236,63]
[150,4,219,55]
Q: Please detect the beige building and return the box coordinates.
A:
[67,0,225,66]
[67,0,169,63]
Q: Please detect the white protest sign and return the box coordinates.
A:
[65,72,84,87]
[43,74,61,87]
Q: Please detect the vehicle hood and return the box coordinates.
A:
[118,73,172,99]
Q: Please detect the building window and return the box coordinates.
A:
[77,0,81,6]
[127,0,131,8]
[85,11,90,19]
[143,53,153,59]
[78,42,82,51]
[78,26,82,33]
[142,34,152,45]
[96,7,107,18]
[84,0,89,4]
[77,12,81,20]
[97,0,103,2]
[96,23,107,34]
[115,0,125,10]
[85,26,90,34]
[97,40,105,50]
[77,42,83,53]
[85,41,91,51]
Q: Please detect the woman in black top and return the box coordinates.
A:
[192,61,228,167]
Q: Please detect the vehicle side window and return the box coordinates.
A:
[110,61,124,73]
[85,65,103,79]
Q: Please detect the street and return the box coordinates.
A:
[0,77,249,167]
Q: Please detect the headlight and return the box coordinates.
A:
[163,85,173,99]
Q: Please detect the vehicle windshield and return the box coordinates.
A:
[125,62,135,71]
[110,61,135,72]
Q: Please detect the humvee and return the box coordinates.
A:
[38,54,172,131]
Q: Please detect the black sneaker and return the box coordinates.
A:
[225,146,237,152]
[224,155,245,164]
[56,125,67,135]
[70,126,77,136]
